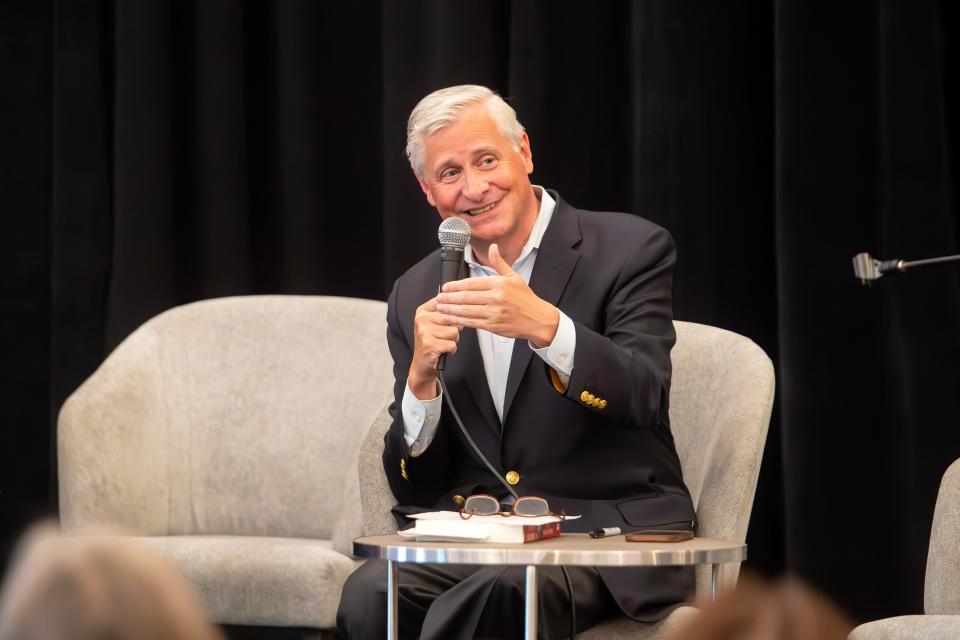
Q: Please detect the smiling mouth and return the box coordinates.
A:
[464,200,498,217]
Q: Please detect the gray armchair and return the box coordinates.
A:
[849,458,960,640]
[358,320,775,638]
[58,295,393,634]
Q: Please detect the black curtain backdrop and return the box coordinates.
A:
[2,0,959,624]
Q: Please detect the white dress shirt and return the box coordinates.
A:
[402,187,577,456]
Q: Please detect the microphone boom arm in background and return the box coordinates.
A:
[852,251,960,284]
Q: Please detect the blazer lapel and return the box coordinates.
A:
[501,195,582,424]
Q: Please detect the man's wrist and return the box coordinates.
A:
[529,304,560,349]
[408,371,439,400]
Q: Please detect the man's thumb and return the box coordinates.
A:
[489,243,513,276]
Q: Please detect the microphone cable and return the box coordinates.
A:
[438,371,518,500]
[437,370,577,638]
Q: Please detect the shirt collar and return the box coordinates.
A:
[463,186,556,268]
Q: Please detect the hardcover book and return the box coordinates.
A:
[397,511,576,544]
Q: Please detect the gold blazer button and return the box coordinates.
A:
[453,495,465,506]
[505,471,520,485]
[580,390,590,403]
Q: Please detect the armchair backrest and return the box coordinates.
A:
[925,458,960,614]
[668,322,774,544]
[59,295,393,542]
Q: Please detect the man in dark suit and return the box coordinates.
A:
[337,85,695,639]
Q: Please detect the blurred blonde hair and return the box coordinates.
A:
[0,523,223,640]
[669,574,854,640]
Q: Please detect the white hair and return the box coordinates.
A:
[405,85,526,177]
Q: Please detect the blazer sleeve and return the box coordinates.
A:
[562,225,677,429]
[382,278,456,508]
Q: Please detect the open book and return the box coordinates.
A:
[397,510,580,544]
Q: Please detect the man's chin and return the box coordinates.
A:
[470,227,503,245]
[462,217,503,237]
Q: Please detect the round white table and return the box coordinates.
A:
[354,533,747,640]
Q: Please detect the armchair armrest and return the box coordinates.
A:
[849,615,960,640]
[58,327,171,534]
[357,407,398,537]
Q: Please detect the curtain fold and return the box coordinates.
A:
[776,0,960,617]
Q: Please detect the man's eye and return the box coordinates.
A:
[440,169,460,181]
[479,156,497,167]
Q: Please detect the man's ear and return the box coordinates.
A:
[415,172,437,207]
[519,132,534,174]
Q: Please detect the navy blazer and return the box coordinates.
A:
[382,192,696,621]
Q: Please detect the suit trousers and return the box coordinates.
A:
[336,559,621,640]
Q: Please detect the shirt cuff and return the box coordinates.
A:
[530,310,575,387]
[401,380,443,457]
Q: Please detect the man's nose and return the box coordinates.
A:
[462,167,489,200]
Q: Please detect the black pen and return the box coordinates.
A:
[589,526,622,539]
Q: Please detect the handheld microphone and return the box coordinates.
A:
[432,218,516,497]
[437,217,470,370]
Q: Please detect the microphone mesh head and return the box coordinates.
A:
[438,217,471,249]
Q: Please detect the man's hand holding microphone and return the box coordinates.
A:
[408,220,559,402]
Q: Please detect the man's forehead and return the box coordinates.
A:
[429,142,501,163]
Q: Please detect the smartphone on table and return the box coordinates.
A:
[625,529,694,543]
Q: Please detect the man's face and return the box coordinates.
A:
[416,104,536,246]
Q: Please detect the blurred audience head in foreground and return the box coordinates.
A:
[0,523,223,640]
[669,574,854,640]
